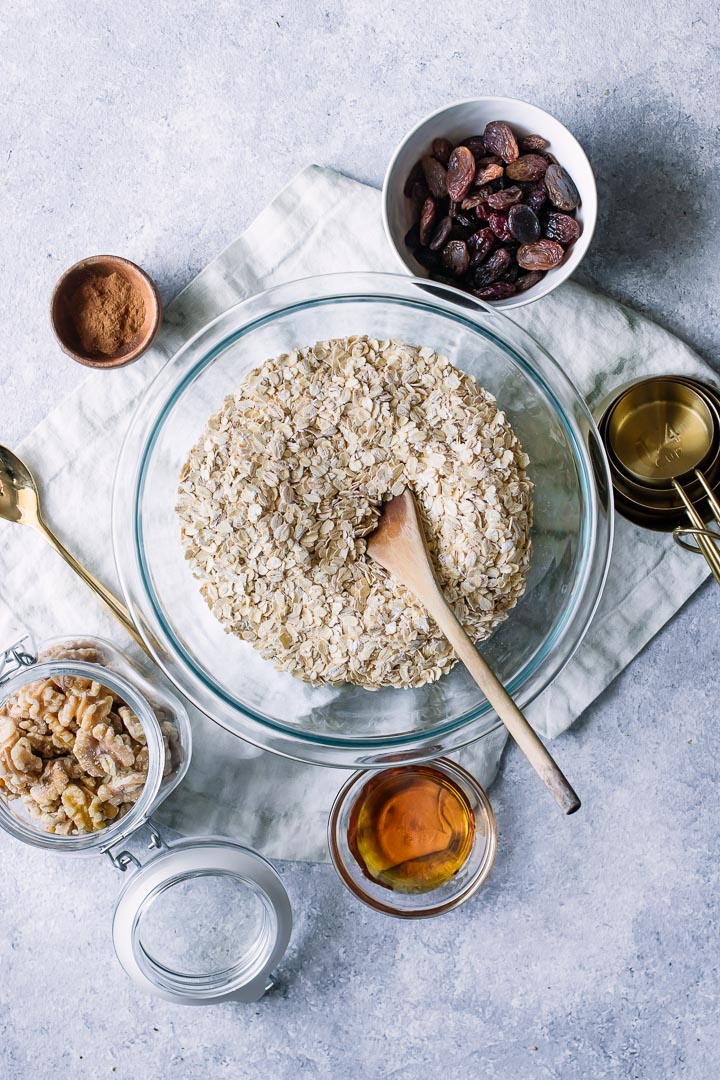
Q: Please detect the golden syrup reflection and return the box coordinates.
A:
[347,765,475,894]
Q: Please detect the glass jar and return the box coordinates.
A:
[0,634,292,1004]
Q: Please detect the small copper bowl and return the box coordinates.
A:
[51,255,162,369]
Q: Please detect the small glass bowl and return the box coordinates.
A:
[328,758,497,918]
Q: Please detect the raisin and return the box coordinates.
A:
[474,162,503,187]
[419,197,436,245]
[413,245,439,270]
[467,227,495,267]
[422,156,448,198]
[474,282,517,300]
[428,215,453,251]
[465,136,487,157]
[487,211,513,242]
[432,137,453,165]
[487,185,523,210]
[441,240,470,277]
[505,154,548,182]
[469,181,494,199]
[544,164,580,210]
[508,204,541,243]
[474,154,503,168]
[517,239,565,270]
[404,222,421,248]
[515,270,545,292]
[454,212,477,231]
[461,193,488,211]
[483,121,519,163]
[446,146,476,202]
[545,212,581,245]
[520,134,549,153]
[403,160,424,198]
[502,260,519,284]
[526,182,547,214]
[473,247,511,286]
[448,199,459,218]
[474,200,493,221]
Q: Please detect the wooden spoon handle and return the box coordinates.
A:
[425,591,581,815]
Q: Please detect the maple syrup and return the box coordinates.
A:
[347,765,475,894]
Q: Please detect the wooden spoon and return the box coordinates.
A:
[366,489,580,815]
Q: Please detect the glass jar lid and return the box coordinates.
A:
[111,836,292,1004]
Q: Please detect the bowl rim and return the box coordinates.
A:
[381,95,597,311]
[112,271,613,768]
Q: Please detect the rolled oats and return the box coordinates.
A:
[177,336,532,689]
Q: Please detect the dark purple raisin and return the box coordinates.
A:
[403,160,424,198]
[454,212,477,231]
[467,227,495,267]
[419,197,436,245]
[515,270,545,292]
[413,245,440,270]
[508,204,541,243]
[469,182,495,200]
[421,155,448,198]
[465,136,488,157]
[487,185,523,210]
[474,154,503,168]
[526,182,548,214]
[428,215,453,250]
[502,261,519,284]
[545,212,582,245]
[474,282,517,300]
[404,222,421,248]
[473,247,511,286]
[448,199,459,218]
[544,164,580,211]
[446,146,476,201]
[517,239,565,270]
[474,201,493,221]
[441,239,470,277]
[432,137,453,165]
[487,211,514,242]
[520,134,549,153]
[483,121,519,163]
[505,153,549,182]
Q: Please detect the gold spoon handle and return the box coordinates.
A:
[672,479,720,585]
[422,586,581,815]
[31,516,149,655]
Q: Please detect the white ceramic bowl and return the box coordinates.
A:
[382,97,597,310]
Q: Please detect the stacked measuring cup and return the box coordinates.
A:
[599,375,720,582]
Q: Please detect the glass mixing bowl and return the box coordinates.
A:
[112,273,612,768]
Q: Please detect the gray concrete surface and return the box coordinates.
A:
[1,2,719,1078]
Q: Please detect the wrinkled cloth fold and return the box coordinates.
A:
[0,166,711,861]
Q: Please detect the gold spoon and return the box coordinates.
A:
[367,489,580,815]
[0,445,148,654]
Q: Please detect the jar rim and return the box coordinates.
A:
[0,659,165,853]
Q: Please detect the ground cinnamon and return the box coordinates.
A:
[70,271,145,355]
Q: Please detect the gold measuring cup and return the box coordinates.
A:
[602,377,720,583]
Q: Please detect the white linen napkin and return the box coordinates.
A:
[0,166,712,861]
